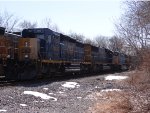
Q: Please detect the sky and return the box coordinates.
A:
[0,0,123,39]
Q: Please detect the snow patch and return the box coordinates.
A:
[95,86,101,88]
[105,75,128,80]
[58,91,64,94]
[101,89,121,92]
[43,88,48,90]
[20,104,27,107]
[77,97,82,99]
[23,91,57,101]
[0,110,7,112]
[62,82,80,88]
[48,93,54,95]
[8,96,13,99]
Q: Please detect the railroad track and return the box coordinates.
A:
[0,79,16,87]
[0,70,123,87]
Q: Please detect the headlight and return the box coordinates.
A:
[25,55,28,58]
[7,55,10,58]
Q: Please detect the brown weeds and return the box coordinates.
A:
[88,91,132,113]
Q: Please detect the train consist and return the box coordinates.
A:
[0,27,130,80]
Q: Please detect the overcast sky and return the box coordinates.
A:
[0,0,123,39]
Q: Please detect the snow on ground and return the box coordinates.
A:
[33,100,44,103]
[20,104,27,107]
[0,109,7,112]
[23,91,57,101]
[61,82,80,88]
[101,89,121,92]
[58,91,64,94]
[43,88,49,90]
[105,75,128,80]
[48,93,54,95]
[77,97,82,99]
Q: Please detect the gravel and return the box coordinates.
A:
[0,72,129,113]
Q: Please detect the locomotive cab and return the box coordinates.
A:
[113,51,119,65]
[113,51,128,71]
[18,38,40,61]
[17,31,41,80]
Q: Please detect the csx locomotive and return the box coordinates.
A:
[0,27,20,79]
[0,27,130,80]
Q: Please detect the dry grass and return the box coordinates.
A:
[126,70,150,113]
[126,66,150,93]
[88,91,132,113]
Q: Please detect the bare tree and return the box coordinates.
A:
[108,36,125,52]
[19,20,37,30]
[115,1,150,68]
[95,35,109,48]
[69,32,85,42]
[116,1,150,54]
[84,38,96,46]
[41,18,60,32]
[42,18,51,28]
[0,11,19,32]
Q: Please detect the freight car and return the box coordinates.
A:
[1,27,130,80]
